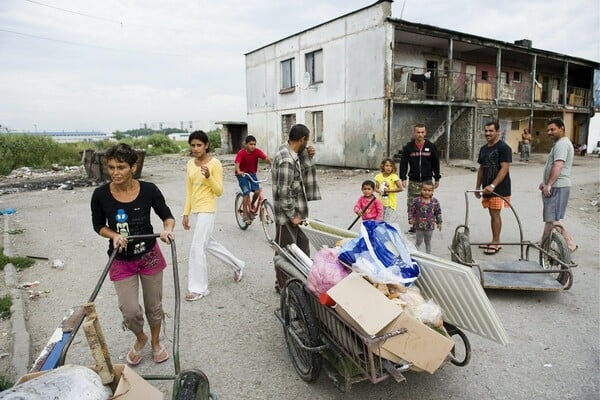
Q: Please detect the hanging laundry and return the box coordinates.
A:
[410,71,431,90]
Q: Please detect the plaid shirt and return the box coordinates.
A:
[271,144,321,225]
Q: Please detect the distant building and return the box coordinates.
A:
[245,0,599,168]
[167,133,190,141]
[5,131,113,143]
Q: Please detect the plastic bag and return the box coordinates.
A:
[413,299,444,328]
[306,247,350,297]
[338,221,420,285]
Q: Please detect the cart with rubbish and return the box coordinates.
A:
[272,219,499,392]
[449,190,577,291]
[7,234,213,400]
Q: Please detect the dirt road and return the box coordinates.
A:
[1,153,598,398]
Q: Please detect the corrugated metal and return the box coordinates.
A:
[412,251,509,346]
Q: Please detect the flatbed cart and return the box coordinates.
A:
[449,190,577,291]
[23,234,214,400]
[272,241,470,392]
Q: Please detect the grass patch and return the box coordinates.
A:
[0,248,34,271]
[0,295,11,320]
[7,229,24,235]
[0,375,12,391]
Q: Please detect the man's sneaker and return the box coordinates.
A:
[407,227,416,234]
[234,268,244,283]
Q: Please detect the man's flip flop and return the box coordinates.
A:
[484,247,501,255]
[478,244,490,249]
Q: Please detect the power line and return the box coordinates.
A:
[23,0,124,26]
[0,27,184,57]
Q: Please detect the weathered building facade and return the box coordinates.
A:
[245,0,599,168]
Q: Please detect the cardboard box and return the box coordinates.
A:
[327,273,454,374]
[15,364,163,399]
[327,273,401,336]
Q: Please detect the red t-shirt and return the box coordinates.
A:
[235,148,268,174]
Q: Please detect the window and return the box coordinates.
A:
[305,49,323,84]
[511,120,520,130]
[513,71,521,83]
[281,114,296,142]
[311,111,324,143]
[481,71,489,81]
[280,58,295,91]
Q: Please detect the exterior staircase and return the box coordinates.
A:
[429,107,467,144]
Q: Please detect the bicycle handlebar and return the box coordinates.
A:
[240,172,269,183]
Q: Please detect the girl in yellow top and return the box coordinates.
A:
[182,131,245,301]
[374,158,403,224]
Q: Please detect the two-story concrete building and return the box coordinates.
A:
[245,0,599,168]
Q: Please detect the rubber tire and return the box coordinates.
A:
[280,280,321,382]
[234,193,249,230]
[260,200,276,242]
[451,232,473,264]
[539,231,571,286]
[172,369,211,400]
[444,322,471,367]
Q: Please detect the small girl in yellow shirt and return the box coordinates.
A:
[374,158,403,224]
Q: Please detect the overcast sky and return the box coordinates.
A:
[1,0,598,133]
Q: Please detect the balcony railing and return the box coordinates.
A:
[393,65,592,107]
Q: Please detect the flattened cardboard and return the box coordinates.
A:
[327,272,454,374]
[327,273,401,336]
[380,313,454,374]
[113,364,163,399]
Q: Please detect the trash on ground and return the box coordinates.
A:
[51,259,65,269]
[17,281,40,289]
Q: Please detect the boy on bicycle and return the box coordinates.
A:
[235,135,272,224]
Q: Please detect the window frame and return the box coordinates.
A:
[280,58,295,93]
[513,71,522,83]
[311,111,324,143]
[305,49,323,84]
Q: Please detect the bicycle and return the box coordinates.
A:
[234,172,276,242]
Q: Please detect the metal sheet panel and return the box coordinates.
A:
[412,251,510,346]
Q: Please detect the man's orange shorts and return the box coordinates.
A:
[482,195,511,210]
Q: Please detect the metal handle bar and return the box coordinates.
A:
[240,172,269,183]
[463,190,525,259]
[58,234,181,376]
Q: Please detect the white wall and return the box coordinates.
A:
[245,2,392,168]
[589,114,600,152]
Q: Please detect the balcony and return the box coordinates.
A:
[393,66,531,104]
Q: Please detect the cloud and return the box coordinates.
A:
[0,0,597,133]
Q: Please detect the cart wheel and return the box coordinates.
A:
[539,231,571,286]
[444,322,471,367]
[234,193,249,230]
[451,228,473,264]
[280,279,322,382]
[260,200,276,242]
[172,369,211,400]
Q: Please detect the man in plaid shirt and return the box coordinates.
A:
[272,124,321,257]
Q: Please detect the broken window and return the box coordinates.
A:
[281,58,295,90]
[481,71,489,81]
[281,114,296,142]
[305,50,323,84]
[513,71,521,83]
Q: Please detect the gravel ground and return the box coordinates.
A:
[0,152,598,398]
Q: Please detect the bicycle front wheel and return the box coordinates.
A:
[260,200,276,242]
[235,193,249,230]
